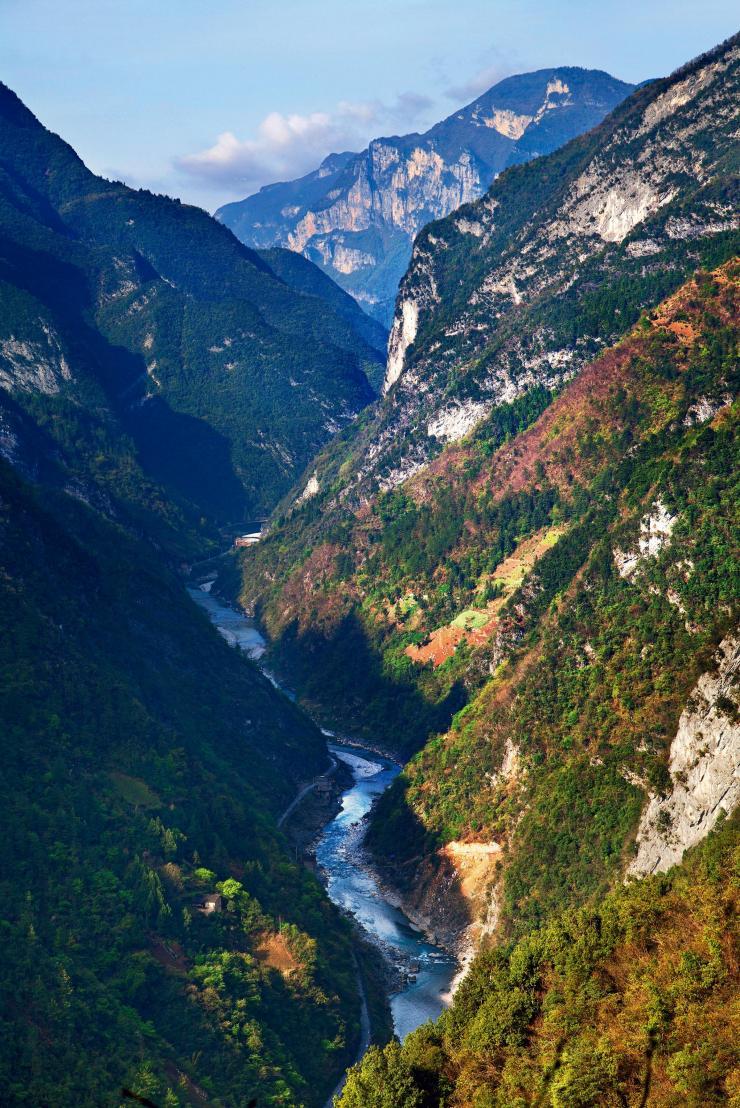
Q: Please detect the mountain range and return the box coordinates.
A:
[233,34,739,1102]
[0,82,384,534]
[0,26,738,1108]
[216,68,635,324]
[277,33,739,511]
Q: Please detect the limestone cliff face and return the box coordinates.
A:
[370,36,739,492]
[628,637,740,878]
[217,69,634,324]
[0,325,72,396]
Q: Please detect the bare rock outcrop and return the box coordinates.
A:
[218,70,634,325]
[628,636,740,877]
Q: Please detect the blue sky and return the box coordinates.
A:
[1,0,737,211]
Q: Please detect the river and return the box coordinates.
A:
[188,583,458,1043]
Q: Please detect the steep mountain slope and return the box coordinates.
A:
[376,34,739,467]
[258,247,389,389]
[217,69,634,324]
[236,258,739,953]
[275,33,738,513]
[227,46,740,976]
[0,84,394,1104]
[364,265,739,946]
[232,36,739,748]
[0,455,369,1107]
[339,813,739,1107]
[0,82,381,530]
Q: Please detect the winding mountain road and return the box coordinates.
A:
[277,754,338,828]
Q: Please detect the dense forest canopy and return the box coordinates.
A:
[0,26,738,1108]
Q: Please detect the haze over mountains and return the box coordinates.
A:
[217,67,635,324]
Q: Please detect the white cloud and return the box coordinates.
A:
[176,111,347,191]
[175,92,436,194]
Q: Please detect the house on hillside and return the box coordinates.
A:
[195,893,223,914]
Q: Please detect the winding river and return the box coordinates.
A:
[188,583,458,1043]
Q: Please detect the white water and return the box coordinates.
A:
[188,583,458,1040]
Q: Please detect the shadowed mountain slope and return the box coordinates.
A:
[0,82,382,532]
[0,454,367,1106]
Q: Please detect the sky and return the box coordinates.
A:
[0,0,737,212]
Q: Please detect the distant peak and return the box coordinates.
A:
[319,150,357,172]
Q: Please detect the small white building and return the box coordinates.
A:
[196,893,223,914]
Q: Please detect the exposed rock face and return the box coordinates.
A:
[377,835,504,960]
[0,326,72,396]
[296,472,319,505]
[385,299,419,393]
[427,399,490,442]
[614,500,677,579]
[628,637,740,877]
[361,36,739,492]
[217,69,634,324]
[376,738,521,962]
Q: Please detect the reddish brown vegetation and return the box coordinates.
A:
[253,932,299,976]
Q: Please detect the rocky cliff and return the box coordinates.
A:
[373,34,739,491]
[628,636,739,877]
[256,36,738,524]
[217,69,634,323]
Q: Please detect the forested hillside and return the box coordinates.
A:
[0,458,365,1106]
[236,257,738,949]
[0,82,381,530]
[339,813,739,1106]
[365,264,738,942]
[257,247,389,390]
